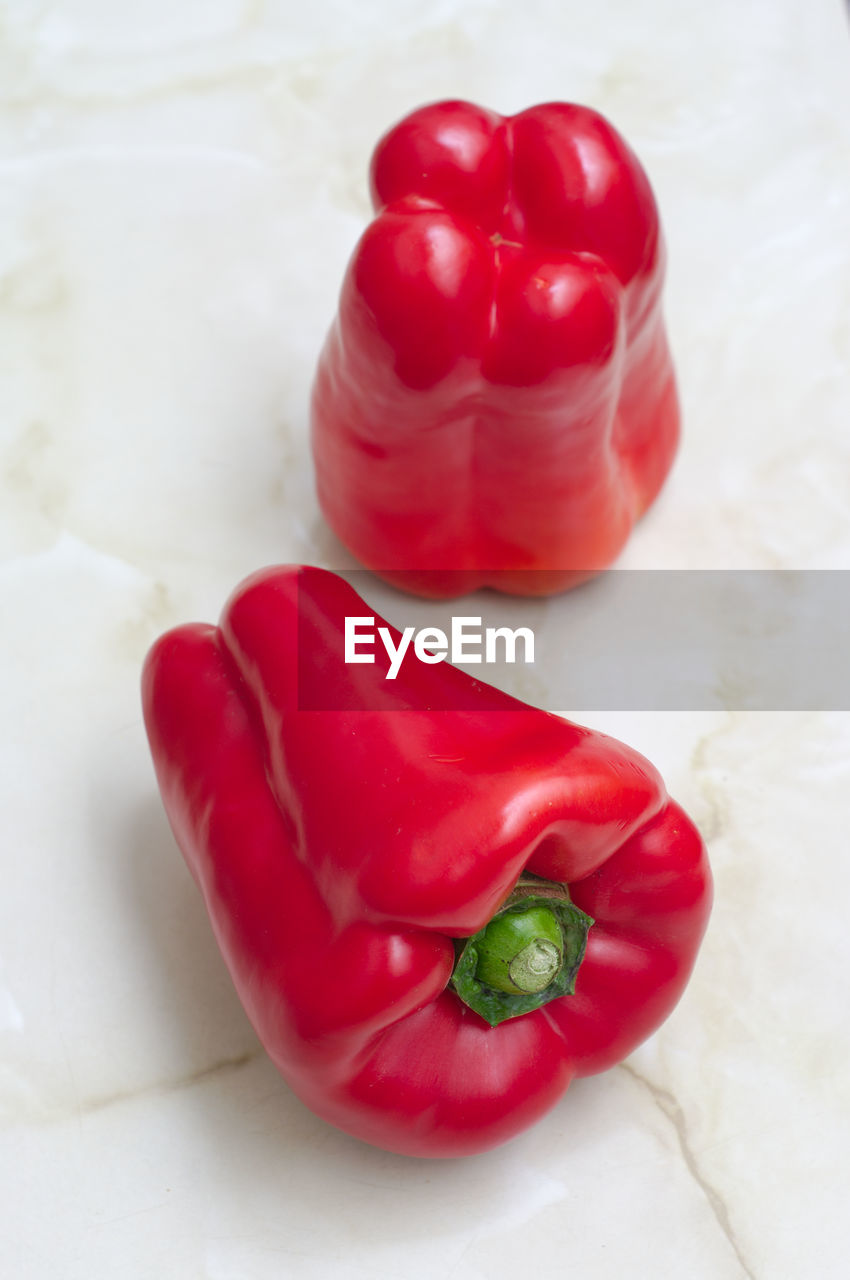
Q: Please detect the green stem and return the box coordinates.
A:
[450,877,593,1028]
[473,904,563,994]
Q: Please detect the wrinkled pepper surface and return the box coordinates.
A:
[142,566,711,1157]
[311,100,680,598]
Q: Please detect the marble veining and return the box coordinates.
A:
[2,2,850,1277]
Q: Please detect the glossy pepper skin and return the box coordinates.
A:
[311,100,680,598]
[142,566,711,1158]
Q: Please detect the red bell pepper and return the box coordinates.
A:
[311,99,680,598]
[142,566,711,1158]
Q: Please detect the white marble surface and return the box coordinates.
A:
[2,2,850,1276]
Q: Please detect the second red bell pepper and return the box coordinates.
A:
[142,565,711,1157]
[311,99,680,597]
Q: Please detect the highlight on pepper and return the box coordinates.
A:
[311,99,681,598]
[142,564,712,1159]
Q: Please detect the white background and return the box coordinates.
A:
[2,2,849,1276]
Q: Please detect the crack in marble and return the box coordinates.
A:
[688,710,739,845]
[8,1047,266,1130]
[81,1047,264,1117]
[620,1062,756,1280]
